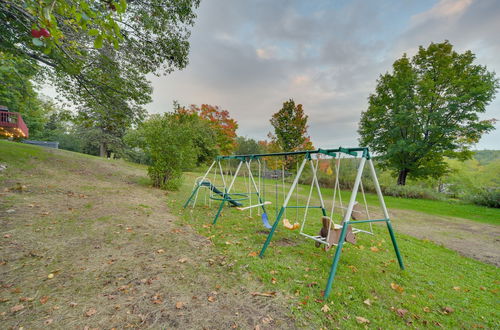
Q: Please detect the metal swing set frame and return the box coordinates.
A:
[184,146,405,298]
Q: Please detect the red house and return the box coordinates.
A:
[0,105,29,138]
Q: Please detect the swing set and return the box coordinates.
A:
[183,147,405,298]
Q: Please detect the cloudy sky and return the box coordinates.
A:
[146,0,500,149]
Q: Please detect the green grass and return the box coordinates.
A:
[172,172,499,328]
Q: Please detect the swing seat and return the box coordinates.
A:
[316,216,356,250]
[283,218,300,230]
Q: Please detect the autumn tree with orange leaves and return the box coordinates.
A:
[186,104,238,155]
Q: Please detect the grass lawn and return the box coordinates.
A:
[172,171,499,328]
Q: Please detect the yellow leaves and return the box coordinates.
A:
[355,316,370,324]
[10,304,24,313]
[423,307,431,313]
[347,265,358,273]
[47,273,54,279]
[248,251,258,257]
[321,304,330,313]
[250,291,276,297]
[453,286,460,291]
[84,308,97,317]
[363,298,371,306]
[370,246,380,252]
[390,282,404,293]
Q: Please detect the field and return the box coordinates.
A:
[1,140,499,328]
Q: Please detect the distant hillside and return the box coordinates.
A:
[474,150,500,165]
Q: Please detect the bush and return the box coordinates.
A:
[464,189,500,208]
[381,184,444,200]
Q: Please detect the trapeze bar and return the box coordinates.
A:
[348,218,389,224]
[216,147,370,160]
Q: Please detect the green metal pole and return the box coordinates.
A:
[183,185,200,208]
[212,198,226,225]
[259,206,285,258]
[323,222,349,298]
[386,220,405,270]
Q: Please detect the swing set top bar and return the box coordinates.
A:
[216,146,370,160]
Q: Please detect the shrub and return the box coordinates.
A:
[464,189,500,208]
[381,184,444,200]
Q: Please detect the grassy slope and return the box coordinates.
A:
[176,171,499,328]
[1,141,498,328]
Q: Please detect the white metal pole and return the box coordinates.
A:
[368,159,390,219]
[227,160,243,193]
[310,158,325,208]
[218,160,227,189]
[342,157,366,223]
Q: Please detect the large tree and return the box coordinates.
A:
[359,41,498,185]
[1,0,200,154]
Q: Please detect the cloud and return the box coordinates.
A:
[145,0,500,150]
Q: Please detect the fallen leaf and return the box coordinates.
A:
[355,316,370,324]
[10,304,24,313]
[363,298,371,306]
[178,258,188,263]
[250,292,276,297]
[248,251,258,257]
[156,249,165,254]
[39,296,49,304]
[44,319,53,325]
[390,282,404,293]
[423,307,431,312]
[85,308,97,317]
[3,234,11,238]
[19,297,34,302]
[321,304,330,313]
[69,302,78,307]
[47,273,54,279]
[442,306,454,315]
[396,308,408,317]
[453,286,460,291]
[271,277,277,284]
[370,246,379,252]
[207,296,216,302]
[348,265,358,273]
[306,282,318,287]
[175,301,185,309]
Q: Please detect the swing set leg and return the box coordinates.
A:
[212,199,226,225]
[386,220,405,270]
[259,207,285,258]
[323,222,349,298]
[183,185,200,208]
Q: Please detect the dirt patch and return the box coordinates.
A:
[0,150,295,329]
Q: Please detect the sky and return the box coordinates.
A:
[148,0,499,149]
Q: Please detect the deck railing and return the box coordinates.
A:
[0,111,29,138]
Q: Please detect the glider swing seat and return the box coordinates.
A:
[184,147,405,299]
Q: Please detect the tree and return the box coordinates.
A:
[359,41,498,185]
[134,108,217,190]
[186,104,238,155]
[235,136,262,155]
[1,0,200,150]
[269,99,313,169]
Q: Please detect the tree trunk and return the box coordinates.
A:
[397,169,409,185]
[99,142,107,158]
